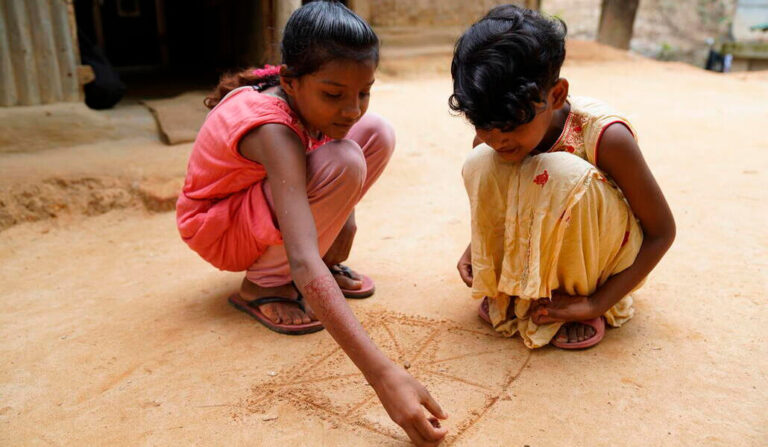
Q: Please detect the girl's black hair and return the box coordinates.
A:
[206,0,378,108]
[449,5,567,130]
[282,0,379,77]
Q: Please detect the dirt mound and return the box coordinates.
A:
[0,176,182,232]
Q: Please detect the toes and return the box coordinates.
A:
[568,324,579,343]
[334,274,362,291]
[275,305,291,324]
[260,304,281,323]
[287,308,306,325]
[576,324,586,342]
[303,302,318,321]
[338,265,361,281]
[555,326,568,342]
[298,309,311,324]
[556,323,597,344]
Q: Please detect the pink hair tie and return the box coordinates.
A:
[252,64,281,78]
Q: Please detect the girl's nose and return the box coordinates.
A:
[479,129,510,150]
[341,98,361,120]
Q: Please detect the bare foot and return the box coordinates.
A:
[329,264,363,291]
[554,322,596,344]
[239,278,318,325]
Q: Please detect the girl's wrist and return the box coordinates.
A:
[587,292,615,319]
[362,355,398,386]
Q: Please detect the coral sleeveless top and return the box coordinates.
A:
[176,87,331,271]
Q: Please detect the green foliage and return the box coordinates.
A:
[657,41,677,61]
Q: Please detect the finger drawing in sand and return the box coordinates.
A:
[243,312,531,445]
[451,5,676,349]
[175,1,447,444]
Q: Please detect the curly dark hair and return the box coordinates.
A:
[449,5,567,130]
[205,0,379,109]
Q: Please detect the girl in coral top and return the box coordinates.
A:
[176,2,447,444]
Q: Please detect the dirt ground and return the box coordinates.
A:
[1,42,767,446]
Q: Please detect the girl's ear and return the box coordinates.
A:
[279,65,298,96]
[550,78,569,109]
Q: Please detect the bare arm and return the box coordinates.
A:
[534,123,675,323]
[588,124,675,314]
[239,124,447,445]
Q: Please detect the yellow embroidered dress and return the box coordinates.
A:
[462,96,644,348]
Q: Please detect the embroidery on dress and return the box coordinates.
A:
[533,170,549,186]
[551,112,587,159]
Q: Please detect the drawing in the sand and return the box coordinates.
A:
[243,312,530,444]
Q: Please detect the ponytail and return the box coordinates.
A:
[204,65,281,109]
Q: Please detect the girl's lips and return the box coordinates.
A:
[497,147,520,156]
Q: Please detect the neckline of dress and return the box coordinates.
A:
[257,89,325,143]
[547,100,574,153]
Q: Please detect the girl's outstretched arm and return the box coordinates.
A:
[534,123,676,323]
[240,124,448,446]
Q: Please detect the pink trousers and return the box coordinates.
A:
[245,113,395,287]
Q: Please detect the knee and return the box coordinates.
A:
[462,143,497,182]
[525,152,595,186]
[354,113,396,160]
[311,139,367,188]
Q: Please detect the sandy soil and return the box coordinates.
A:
[1,43,767,445]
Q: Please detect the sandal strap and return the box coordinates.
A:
[247,296,306,313]
[330,264,354,279]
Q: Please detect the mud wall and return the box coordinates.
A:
[543,0,737,64]
[369,0,531,27]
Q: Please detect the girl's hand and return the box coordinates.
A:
[371,366,448,446]
[323,212,357,266]
[530,291,599,325]
[457,243,473,287]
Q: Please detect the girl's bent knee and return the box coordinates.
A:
[352,113,396,155]
[462,144,497,181]
[309,139,366,187]
[527,151,593,179]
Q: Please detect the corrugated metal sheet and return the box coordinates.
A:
[1,0,82,106]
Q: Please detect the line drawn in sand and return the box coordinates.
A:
[242,311,531,445]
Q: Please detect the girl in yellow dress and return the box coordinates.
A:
[451,5,676,349]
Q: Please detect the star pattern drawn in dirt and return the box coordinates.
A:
[241,311,532,445]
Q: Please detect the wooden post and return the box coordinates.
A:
[526,0,542,10]
[274,0,301,46]
[597,0,640,50]
[155,0,169,67]
[348,0,371,22]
